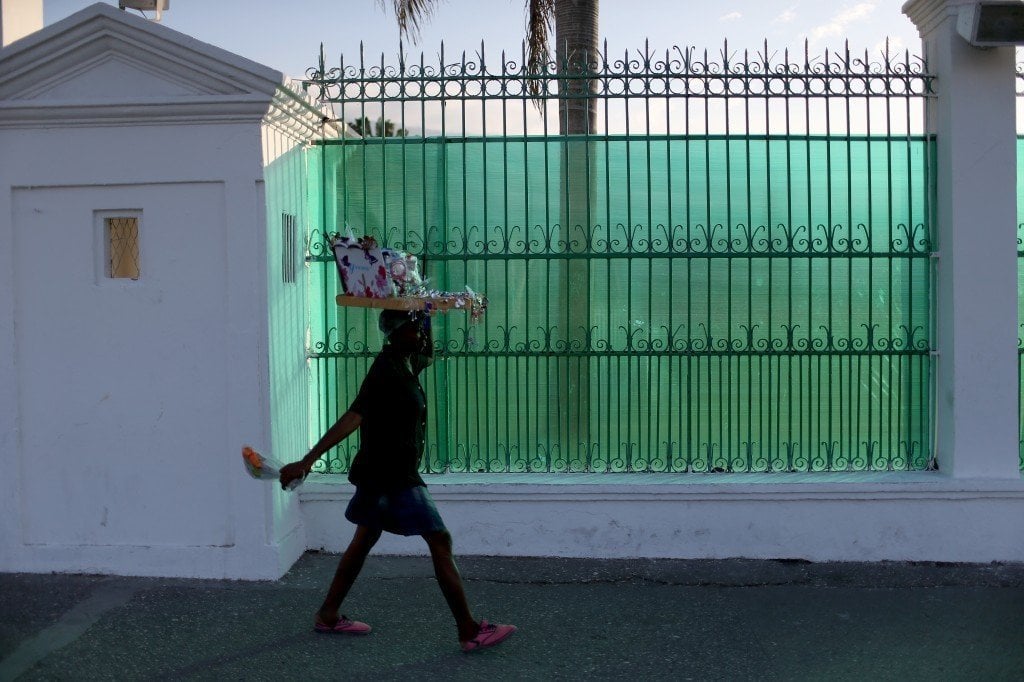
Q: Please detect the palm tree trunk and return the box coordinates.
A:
[555,0,599,135]
[555,0,599,465]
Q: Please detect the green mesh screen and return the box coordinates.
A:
[309,134,933,473]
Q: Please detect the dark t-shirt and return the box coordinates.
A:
[347,345,429,491]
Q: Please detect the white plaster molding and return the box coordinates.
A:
[301,473,1024,503]
[0,98,277,128]
[902,0,975,36]
[7,45,242,101]
[0,3,284,109]
[0,540,302,580]
[300,476,1024,562]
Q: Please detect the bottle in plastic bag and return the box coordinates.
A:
[241,445,304,490]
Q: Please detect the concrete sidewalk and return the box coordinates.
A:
[1,554,1023,681]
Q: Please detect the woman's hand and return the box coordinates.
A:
[279,460,309,490]
[281,411,361,489]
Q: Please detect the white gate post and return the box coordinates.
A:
[904,0,1021,478]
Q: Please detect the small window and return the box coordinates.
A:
[282,212,297,284]
[106,216,140,280]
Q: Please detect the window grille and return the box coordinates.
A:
[106,216,140,280]
[282,212,297,284]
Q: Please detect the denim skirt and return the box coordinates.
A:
[344,485,447,536]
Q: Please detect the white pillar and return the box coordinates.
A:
[904,0,1021,478]
[0,0,42,47]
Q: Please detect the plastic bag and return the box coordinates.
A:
[241,446,304,491]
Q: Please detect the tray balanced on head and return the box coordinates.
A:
[335,292,484,314]
[331,233,487,320]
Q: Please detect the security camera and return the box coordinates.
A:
[957,1,1024,46]
[117,1,169,10]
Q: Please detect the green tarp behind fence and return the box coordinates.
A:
[309,134,933,473]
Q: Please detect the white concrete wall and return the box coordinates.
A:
[260,99,322,564]
[300,474,1024,562]
[0,4,308,579]
[904,0,1020,480]
[0,120,291,578]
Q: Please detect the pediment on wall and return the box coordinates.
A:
[0,3,283,113]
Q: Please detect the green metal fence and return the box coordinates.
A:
[303,42,935,474]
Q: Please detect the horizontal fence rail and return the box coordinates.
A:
[302,41,935,474]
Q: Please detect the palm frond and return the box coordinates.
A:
[525,0,556,104]
[380,0,439,43]
[380,0,555,109]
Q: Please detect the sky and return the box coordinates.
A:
[43,1,924,80]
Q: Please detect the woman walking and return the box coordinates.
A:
[279,309,516,652]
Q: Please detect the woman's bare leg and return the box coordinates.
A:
[317,524,382,624]
[423,530,478,641]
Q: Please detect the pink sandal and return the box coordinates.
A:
[461,619,517,651]
[314,616,372,635]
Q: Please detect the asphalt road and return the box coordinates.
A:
[2,553,1023,680]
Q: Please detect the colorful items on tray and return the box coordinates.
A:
[421,286,489,322]
[242,445,303,491]
[383,249,424,296]
[330,233,488,321]
[331,235,394,298]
